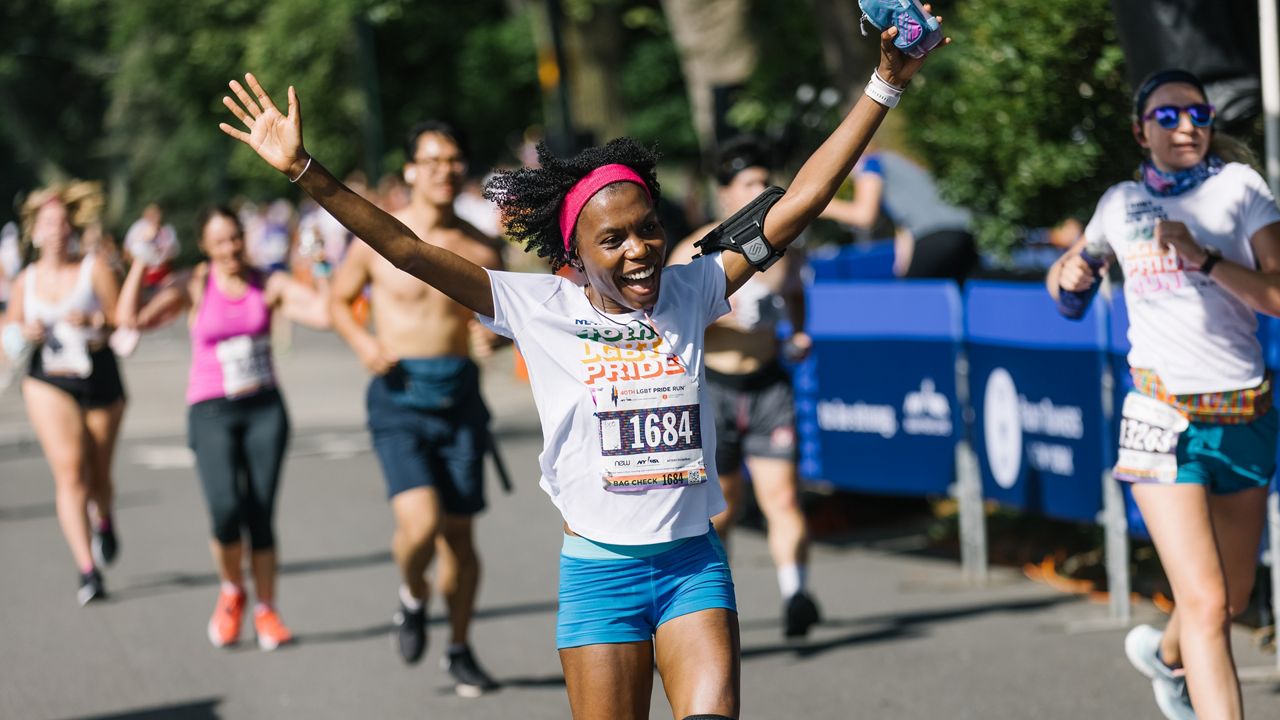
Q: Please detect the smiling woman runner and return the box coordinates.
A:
[1049,69,1280,720]
[217,16,945,718]
[117,207,330,651]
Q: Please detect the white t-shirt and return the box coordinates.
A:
[480,255,731,544]
[1085,163,1280,394]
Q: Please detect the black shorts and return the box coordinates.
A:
[27,346,126,409]
[707,362,797,473]
[905,229,979,283]
[366,360,490,515]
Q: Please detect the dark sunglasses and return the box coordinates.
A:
[1143,103,1215,129]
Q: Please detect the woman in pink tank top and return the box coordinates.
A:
[2,185,126,607]
[118,206,329,651]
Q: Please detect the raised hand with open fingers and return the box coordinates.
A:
[218,73,309,178]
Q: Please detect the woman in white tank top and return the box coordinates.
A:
[2,186,126,606]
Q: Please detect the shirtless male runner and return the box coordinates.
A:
[330,121,502,697]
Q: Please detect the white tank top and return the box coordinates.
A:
[23,255,101,326]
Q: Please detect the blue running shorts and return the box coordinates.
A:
[556,529,737,650]
[1176,407,1278,495]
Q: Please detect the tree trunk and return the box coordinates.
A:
[562,3,628,145]
[660,0,758,152]
[804,0,878,99]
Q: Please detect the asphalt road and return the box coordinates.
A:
[1,326,1276,719]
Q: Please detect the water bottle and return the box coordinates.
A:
[1056,239,1110,320]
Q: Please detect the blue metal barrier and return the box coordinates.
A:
[965,282,1110,523]
[797,281,962,495]
[807,242,896,282]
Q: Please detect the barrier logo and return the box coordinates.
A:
[902,378,952,436]
[983,368,1022,489]
[816,398,898,438]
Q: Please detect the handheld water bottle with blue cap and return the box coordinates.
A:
[858,0,943,58]
[1056,238,1112,320]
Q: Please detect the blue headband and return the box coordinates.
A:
[1133,69,1207,119]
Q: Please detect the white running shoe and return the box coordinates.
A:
[1124,624,1195,720]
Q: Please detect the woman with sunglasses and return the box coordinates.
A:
[217,17,944,719]
[1049,69,1280,720]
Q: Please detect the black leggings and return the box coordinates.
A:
[187,389,290,550]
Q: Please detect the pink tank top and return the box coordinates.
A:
[187,270,275,405]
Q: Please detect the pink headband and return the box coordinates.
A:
[558,164,652,252]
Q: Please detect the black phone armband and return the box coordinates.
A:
[693,186,786,272]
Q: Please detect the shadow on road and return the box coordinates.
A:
[58,697,222,719]
[495,674,567,689]
[111,549,394,600]
[740,595,1077,660]
[0,490,162,523]
[290,599,558,647]
[295,622,397,646]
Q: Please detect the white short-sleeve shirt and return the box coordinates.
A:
[1085,163,1280,394]
[480,255,731,544]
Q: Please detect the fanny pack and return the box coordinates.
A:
[384,357,480,412]
[1130,368,1272,425]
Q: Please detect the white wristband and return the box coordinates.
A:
[864,70,904,109]
[288,157,313,183]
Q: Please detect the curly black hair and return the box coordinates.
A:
[484,137,661,271]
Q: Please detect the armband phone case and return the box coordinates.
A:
[693,186,787,272]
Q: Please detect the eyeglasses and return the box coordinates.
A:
[1142,103,1215,130]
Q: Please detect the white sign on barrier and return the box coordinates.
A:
[983,368,1022,489]
[903,378,953,436]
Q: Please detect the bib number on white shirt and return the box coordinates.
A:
[216,334,274,398]
[1114,392,1190,484]
[595,378,707,492]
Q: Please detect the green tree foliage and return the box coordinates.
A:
[2,0,541,242]
[899,0,1132,256]
[618,5,698,160]
[0,0,113,225]
[369,1,540,172]
[726,0,830,150]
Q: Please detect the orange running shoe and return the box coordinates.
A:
[254,606,294,651]
[207,586,246,648]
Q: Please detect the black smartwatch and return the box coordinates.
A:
[1198,247,1222,276]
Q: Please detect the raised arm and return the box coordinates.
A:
[218,74,494,316]
[724,14,947,293]
[116,257,192,330]
[265,271,330,330]
[818,171,884,230]
[87,257,121,332]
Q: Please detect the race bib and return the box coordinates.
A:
[216,334,274,398]
[1114,392,1190,484]
[41,322,92,379]
[594,377,707,492]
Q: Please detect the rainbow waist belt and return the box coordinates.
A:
[1130,368,1272,425]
